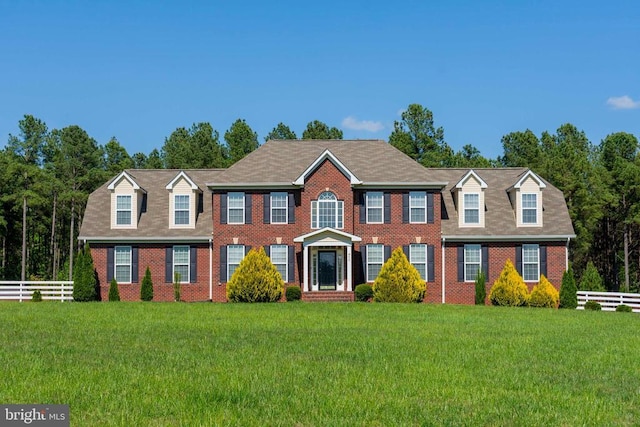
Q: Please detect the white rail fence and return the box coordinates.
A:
[0,281,74,302]
[577,290,640,313]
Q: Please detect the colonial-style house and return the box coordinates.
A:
[79,139,575,303]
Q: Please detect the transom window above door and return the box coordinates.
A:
[311,191,343,229]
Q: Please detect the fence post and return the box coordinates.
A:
[19,281,23,303]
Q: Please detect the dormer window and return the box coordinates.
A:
[522,194,538,224]
[463,193,480,224]
[116,195,132,225]
[174,195,190,226]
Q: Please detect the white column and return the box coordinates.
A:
[346,245,353,291]
[303,244,309,292]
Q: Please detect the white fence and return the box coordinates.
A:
[0,281,74,302]
[577,290,640,313]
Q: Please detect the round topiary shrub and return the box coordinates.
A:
[227,247,284,303]
[355,283,373,302]
[529,275,559,308]
[285,286,302,302]
[584,300,602,311]
[616,304,632,313]
[31,290,43,302]
[373,247,425,303]
[489,259,529,307]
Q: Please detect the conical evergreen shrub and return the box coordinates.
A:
[372,247,425,303]
[529,275,559,308]
[579,261,605,291]
[559,266,577,309]
[489,259,529,307]
[140,266,154,301]
[73,245,97,302]
[108,278,120,301]
[474,270,487,305]
[227,247,284,302]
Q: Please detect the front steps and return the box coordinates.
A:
[302,291,355,302]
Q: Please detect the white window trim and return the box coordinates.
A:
[464,244,481,282]
[173,245,190,284]
[114,246,132,284]
[410,244,427,281]
[227,245,245,280]
[270,245,288,282]
[366,192,383,224]
[521,193,538,225]
[366,244,384,283]
[311,192,343,229]
[173,194,191,227]
[522,244,540,282]
[463,193,480,225]
[228,192,245,225]
[270,192,288,224]
[115,195,132,226]
[409,191,427,224]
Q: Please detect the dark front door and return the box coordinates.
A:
[318,251,336,290]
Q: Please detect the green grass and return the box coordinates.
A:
[1,302,638,426]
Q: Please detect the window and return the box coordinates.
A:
[522,194,538,224]
[311,192,343,229]
[366,192,383,223]
[522,244,539,281]
[271,192,287,224]
[116,195,132,225]
[367,244,383,282]
[270,245,288,282]
[173,246,189,283]
[464,193,480,224]
[410,192,426,223]
[410,244,427,280]
[464,244,481,282]
[228,192,245,224]
[114,246,131,283]
[227,245,245,279]
[174,195,190,225]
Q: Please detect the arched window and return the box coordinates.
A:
[311,191,343,229]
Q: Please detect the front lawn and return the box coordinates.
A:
[0,302,638,426]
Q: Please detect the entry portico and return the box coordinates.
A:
[294,228,362,293]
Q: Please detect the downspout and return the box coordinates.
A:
[565,237,570,271]
[441,236,446,304]
[209,237,213,301]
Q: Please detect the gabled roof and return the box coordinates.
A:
[293,228,362,243]
[508,170,547,191]
[454,169,488,189]
[165,170,201,191]
[293,149,362,186]
[107,171,146,192]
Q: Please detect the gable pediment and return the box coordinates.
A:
[293,149,362,186]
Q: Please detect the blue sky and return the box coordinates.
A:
[1,1,638,160]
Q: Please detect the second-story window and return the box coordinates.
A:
[228,192,245,224]
[366,192,383,223]
[271,192,287,224]
[410,191,426,223]
[311,192,343,229]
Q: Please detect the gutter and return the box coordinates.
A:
[441,234,576,242]
[78,236,213,243]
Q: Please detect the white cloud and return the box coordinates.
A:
[606,95,640,110]
[341,116,384,132]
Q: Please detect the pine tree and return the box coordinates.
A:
[474,270,487,305]
[108,278,120,301]
[226,247,284,302]
[140,266,154,301]
[488,260,529,307]
[559,266,578,309]
[372,247,425,303]
[72,245,97,301]
[579,261,605,291]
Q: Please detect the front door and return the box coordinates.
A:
[318,251,336,290]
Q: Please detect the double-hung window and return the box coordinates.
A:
[270,245,288,282]
[464,244,481,282]
[410,244,427,280]
[311,192,343,229]
[367,244,384,282]
[116,195,132,226]
[464,193,480,224]
[227,245,245,280]
[522,194,538,224]
[228,192,245,224]
[410,192,426,223]
[174,195,190,225]
[271,192,287,224]
[522,244,539,281]
[366,192,383,223]
[173,246,190,283]
[114,246,132,283]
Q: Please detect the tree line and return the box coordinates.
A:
[2,104,638,292]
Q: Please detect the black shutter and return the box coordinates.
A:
[245,194,252,224]
[106,247,114,282]
[402,193,409,223]
[384,192,391,224]
[288,246,295,283]
[190,246,197,283]
[359,192,366,224]
[198,193,204,214]
[427,245,435,282]
[220,246,227,283]
[427,193,434,224]
[265,246,270,257]
[540,245,547,277]
[515,245,522,275]
[384,245,391,261]
[288,193,295,224]
[457,246,464,282]
[482,245,489,281]
[165,247,173,283]
[263,194,270,224]
[360,245,367,282]
[245,245,252,255]
[220,193,227,224]
[132,247,139,283]
[403,245,410,259]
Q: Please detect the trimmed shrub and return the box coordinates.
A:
[31,290,43,302]
[616,304,633,313]
[227,247,284,303]
[108,278,120,302]
[373,247,425,303]
[559,266,578,309]
[579,261,605,291]
[529,275,559,308]
[285,286,302,302]
[140,267,154,301]
[489,259,529,307]
[173,272,182,302]
[584,300,602,311]
[474,270,486,305]
[355,284,374,302]
[73,245,98,302]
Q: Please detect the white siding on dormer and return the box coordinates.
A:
[110,178,138,229]
[458,176,485,228]
[168,177,197,229]
[516,176,543,227]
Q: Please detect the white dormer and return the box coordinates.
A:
[508,170,545,227]
[108,171,146,229]
[166,171,201,229]
[454,170,487,228]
